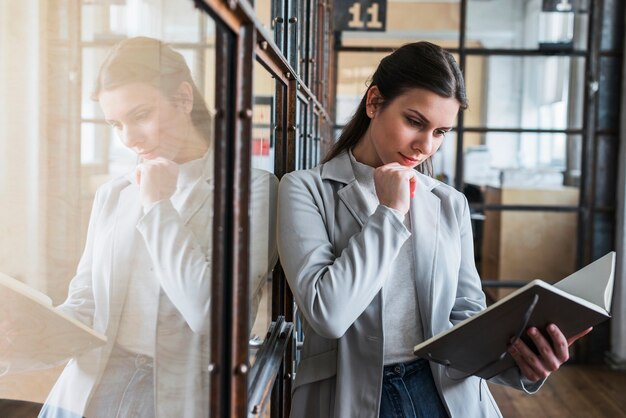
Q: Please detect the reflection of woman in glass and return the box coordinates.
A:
[277,42,589,418]
[40,37,213,418]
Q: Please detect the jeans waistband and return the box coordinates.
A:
[383,357,430,378]
[111,344,154,371]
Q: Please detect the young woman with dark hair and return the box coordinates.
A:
[38,36,214,418]
[277,41,589,418]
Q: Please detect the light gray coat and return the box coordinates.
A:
[277,152,542,418]
[40,156,214,418]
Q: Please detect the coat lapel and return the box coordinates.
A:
[177,150,214,225]
[322,151,371,227]
[108,182,143,332]
[410,174,441,339]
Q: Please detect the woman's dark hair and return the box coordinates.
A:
[92,36,212,143]
[324,41,467,175]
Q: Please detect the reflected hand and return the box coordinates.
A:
[374,163,418,216]
[508,324,592,382]
[136,157,179,211]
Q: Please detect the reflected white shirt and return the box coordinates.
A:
[116,156,206,356]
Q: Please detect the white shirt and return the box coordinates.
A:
[349,150,424,364]
[116,156,206,356]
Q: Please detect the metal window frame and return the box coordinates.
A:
[193,1,334,416]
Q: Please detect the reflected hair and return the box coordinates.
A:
[324,41,468,176]
[92,36,212,143]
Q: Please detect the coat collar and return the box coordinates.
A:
[124,149,214,225]
[107,150,214,327]
[320,151,441,192]
[322,151,441,337]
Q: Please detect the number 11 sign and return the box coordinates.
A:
[334,0,387,32]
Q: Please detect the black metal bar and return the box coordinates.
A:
[335,46,589,57]
[200,0,331,122]
[577,0,602,270]
[270,80,288,418]
[333,124,617,136]
[463,127,584,135]
[454,0,467,190]
[230,21,256,417]
[208,21,235,418]
[480,280,529,288]
[255,36,331,122]
[472,204,580,213]
[470,204,615,213]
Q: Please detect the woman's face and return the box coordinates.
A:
[99,82,191,162]
[355,86,460,168]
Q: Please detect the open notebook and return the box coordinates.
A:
[0,273,106,374]
[413,252,615,379]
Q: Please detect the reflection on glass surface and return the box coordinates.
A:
[249,62,279,355]
[0,2,216,417]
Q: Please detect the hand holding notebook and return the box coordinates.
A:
[413,252,615,380]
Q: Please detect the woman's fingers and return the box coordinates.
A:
[566,326,593,345]
[373,163,418,215]
[509,339,544,382]
[509,324,591,382]
[138,157,179,210]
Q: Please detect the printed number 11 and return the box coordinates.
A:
[348,2,383,29]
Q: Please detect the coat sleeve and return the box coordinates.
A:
[277,172,410,339]
[136,199,211,335]
[451,194,546,393]
[450,194,487,324]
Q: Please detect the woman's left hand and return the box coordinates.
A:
[508,324,592,382]
[136,157,179,211]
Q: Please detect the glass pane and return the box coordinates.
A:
[296,98,308,170]
[0,2,216,416]
[248,62,279,417]
[466,0,588,50]
[479,206,578,300]
[432,131,457,186]
[464,133,581,188]
[249,61,278,360]
[339,1,460,49]
[297,0,309,79]
[256,0,280,51]
[335,51,386,125]
[465,56,585,130]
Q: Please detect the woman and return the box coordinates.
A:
[277,41,590,418]
[40,36,214,418]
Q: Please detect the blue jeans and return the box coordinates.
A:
[84,345,155,418]
[379,358,448,418]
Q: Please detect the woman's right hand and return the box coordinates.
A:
[374,163,417,216]
[135,157,179,212]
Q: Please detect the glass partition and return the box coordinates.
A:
[0,1,216,416]
[464,55,585,130]
[466,0,588,50]
[249,61,278,350]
